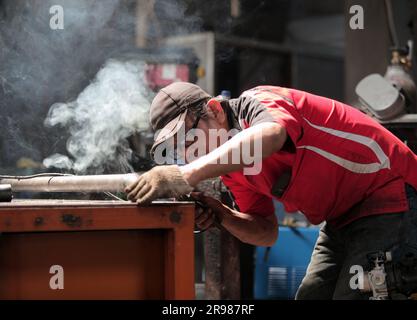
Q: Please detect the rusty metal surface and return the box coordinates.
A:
[0,199,193,208]
[0,201,195,299]
[0,230,166,299]
[0,201,194,233]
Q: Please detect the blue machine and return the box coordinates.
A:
[254,226,319,299]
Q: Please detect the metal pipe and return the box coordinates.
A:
[0,184,12,202]
[0,173,141,193]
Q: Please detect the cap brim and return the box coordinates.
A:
[150,110,187,157]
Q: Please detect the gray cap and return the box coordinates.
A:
[149,82,211,155]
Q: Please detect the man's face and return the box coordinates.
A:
[175,107,230,164]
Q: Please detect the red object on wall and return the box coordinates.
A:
[146,64,190,91]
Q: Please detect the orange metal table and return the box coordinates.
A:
[0,200,195,300]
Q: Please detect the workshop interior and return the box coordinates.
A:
[1,0,417,301]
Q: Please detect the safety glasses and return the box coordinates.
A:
[165,111,202,164]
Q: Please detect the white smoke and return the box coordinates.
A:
[43,59,152,173]
[43,153,74,170]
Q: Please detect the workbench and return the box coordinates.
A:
[0,200,195,300]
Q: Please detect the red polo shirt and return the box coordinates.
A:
[221,86,417,228]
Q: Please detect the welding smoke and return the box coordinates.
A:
[0,0,204,171]
[43,59,152,173]
[0,0,138,168]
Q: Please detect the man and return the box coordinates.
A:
[125,82,417,299]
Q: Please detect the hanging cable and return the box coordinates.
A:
[384,0,399,48]
[0,173,73,179]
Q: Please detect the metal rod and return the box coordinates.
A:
[0,173,142,193]
[0,184,12,202]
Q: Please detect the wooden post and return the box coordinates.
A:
[136,0,155,48]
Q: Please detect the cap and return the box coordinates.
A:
[149,82,211,156]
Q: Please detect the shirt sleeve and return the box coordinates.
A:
[231,87,303,144]
[221,174,275,217]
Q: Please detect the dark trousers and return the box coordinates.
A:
[295,184,417,300]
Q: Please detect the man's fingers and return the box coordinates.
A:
[125,176,141,192]
[200,195,225,211]
[125,181,135,193]
[195,207,209,224]
[127,179,147,201]
[132,178,147,194]
[195,207,204,218]
[195,208,213,225]
[125,176,145,193]
[198,213,215,230]
[191,193,215,206]
[191,192,204,199]
[130,184,151,202]
[136,187,157,205]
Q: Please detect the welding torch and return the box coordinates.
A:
[179,193,225,234]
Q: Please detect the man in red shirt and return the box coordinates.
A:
[126,82,417,299]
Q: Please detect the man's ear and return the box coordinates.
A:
[206,98,226,124]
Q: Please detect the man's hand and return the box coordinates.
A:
[195,205,215,231]
[125,165,193,204]
[192,193,231,231]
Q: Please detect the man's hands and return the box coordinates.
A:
[125,165,193,204]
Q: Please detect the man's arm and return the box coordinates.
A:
[222,209,278,247]
[126,122,287,203]
[194,193,278,247]
[181,122,287,186]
